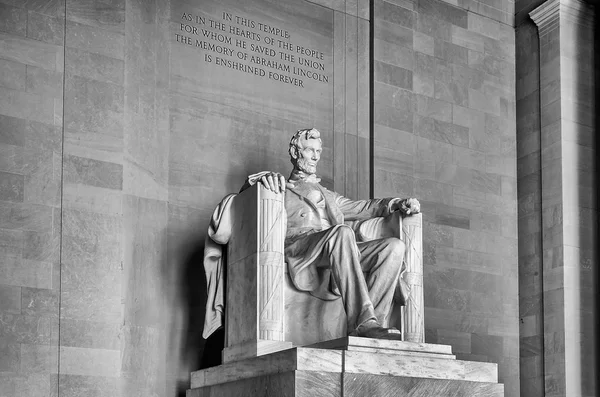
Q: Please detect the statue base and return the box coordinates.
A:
[186,337,504,396]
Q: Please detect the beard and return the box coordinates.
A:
[296,156,317,174]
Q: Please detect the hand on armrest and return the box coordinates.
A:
[389,198,421,216]
[240,171,286,194]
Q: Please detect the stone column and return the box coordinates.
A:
[529,2,597,396]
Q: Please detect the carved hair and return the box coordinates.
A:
[288,128,322,164]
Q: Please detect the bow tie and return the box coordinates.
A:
[287,171,321,188]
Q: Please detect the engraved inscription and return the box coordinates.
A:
[175,10,331,89]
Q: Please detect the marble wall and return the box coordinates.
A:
[1,0,526,396]
[371,0,519,396]
[0,1,64,395]
[435,0,515,25]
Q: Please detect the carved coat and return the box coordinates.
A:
[284,179,397,300]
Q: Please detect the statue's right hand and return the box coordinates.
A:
[260,172,286,193]
[246,171,286,194]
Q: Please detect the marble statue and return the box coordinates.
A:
[192,129,500,393]
[247,128,421,340]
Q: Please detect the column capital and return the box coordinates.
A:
[530,0,559,35]
[530,0,593,35]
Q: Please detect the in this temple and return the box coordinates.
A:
[0,0,596,396]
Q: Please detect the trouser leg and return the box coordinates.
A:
[321,225,376,331]
[358,237,405,327]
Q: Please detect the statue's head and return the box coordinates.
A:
[288,128,322,174]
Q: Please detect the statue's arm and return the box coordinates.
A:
[334,192,421,221]
[335,194,393,220]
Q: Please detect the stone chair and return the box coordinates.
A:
[221,183,423,363]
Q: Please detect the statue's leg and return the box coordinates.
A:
[320,225,377,332]
[357,238,405,327]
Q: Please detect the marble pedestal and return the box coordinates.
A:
[187,337,504,396]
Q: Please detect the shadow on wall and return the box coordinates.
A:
[594,15,600,391]
[161,173,263,395]
[163,232,226,397]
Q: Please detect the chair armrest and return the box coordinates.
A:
[224,183,289,361]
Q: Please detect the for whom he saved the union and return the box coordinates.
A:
[247,128,420,340]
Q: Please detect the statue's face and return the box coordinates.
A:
[295,138,322,174]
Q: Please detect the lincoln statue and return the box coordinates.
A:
[246,128,421,340]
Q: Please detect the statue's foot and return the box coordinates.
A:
[350,320,403,340]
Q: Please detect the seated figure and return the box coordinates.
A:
[248,128,420,340]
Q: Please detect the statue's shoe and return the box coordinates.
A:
[349,321,403,340]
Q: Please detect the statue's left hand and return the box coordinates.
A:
[391,198,420,215]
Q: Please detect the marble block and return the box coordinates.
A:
[188,339,503,396]
[308,336,456,359]
[343,375,504,397]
